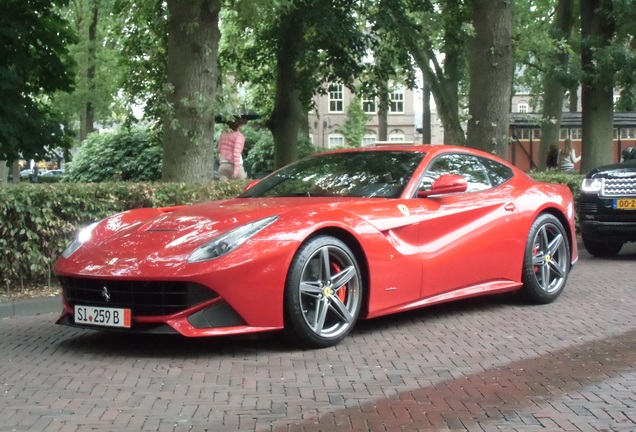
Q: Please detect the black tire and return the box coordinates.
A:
[520,213,570,304]
[582,236,623,257]
[284,236,362,348]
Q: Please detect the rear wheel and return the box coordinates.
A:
[284,236,362,348]
[520,214,570,304]
[582,236,623,257]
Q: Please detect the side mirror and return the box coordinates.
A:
[418,174,467,197]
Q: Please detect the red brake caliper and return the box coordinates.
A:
[332,262,347,302]
[533,244,539,272]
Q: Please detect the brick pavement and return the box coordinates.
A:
[0,243,635,432]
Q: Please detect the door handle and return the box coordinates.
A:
[504,203,516,212]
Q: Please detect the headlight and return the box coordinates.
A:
[61,221,101,258]
[187,215,278,263]
[581,178,603,193]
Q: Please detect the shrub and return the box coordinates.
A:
[245,131,318,176]
[64,126,162,182]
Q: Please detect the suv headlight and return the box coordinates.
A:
[187,215,278,263]
[581,178,603,193]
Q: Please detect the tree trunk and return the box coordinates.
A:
[386,1,466,145]
[268,13,304,170]
[466,0,514,158]
[378,82,389,141]
[0,162,8,186]
[422,82,431,143]
[539,0,573,171]
[80,2,98,142]
[162,0,221,183]
[580,0,614,173]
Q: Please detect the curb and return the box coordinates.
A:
[0,296,61,319]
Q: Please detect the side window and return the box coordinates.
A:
[479,157,514,186]
[419,154,492,193]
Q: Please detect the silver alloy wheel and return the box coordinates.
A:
[530,222,568,294]
[298,245,361,339]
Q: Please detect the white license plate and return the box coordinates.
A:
[74,305,131,328]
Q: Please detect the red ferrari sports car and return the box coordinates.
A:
[54,145,578,348]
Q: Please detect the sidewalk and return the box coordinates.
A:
[0,295,60,319]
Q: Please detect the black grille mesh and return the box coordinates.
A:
[58,277,218,317]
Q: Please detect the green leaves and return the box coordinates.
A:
[0,180,247,288]
[0,0,77,162]
[64,126,163,182]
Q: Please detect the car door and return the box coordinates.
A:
[416,153,522,299]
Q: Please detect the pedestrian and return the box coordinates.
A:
[559,139,580,172]
[546,142,559,170]
[217,118,248,180]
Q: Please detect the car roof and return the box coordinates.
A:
[322,144,506,161]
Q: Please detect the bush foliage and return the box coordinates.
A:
[64,126,163,182]
[0,181,246,293]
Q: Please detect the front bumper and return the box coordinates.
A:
[579,193,636,242]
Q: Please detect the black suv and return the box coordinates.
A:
[579,147,636,256]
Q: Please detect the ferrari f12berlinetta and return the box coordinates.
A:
[54,145,578,348]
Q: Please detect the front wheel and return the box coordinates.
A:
[284,236,363,348]
[520,214,571,304]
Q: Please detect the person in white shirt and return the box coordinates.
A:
[559,139,581,172]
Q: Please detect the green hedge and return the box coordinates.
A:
[527,171,583,199]
[0,181,247,291]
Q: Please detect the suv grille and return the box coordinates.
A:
[602,178,636,197]
[58,277,218,316]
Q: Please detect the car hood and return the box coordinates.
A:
[586,159,636,179]
[55,197,395,277]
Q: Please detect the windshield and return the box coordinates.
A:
[241,150,425,198]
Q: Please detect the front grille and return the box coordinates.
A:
[579,202,598,213]
[603,178,636,196]
[58,277,218,316]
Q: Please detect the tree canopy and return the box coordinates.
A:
[4,0,636,181]
[0,0,77,163]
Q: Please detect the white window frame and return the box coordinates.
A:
[389,85,404,113]
[328,84,344,113]
[328,134,345,148]
[517,103,528,113]
[389,129,405,142]
[362,96,376,114]
[570,128,582,139]
[362,133,377,146]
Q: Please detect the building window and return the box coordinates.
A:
[389,129,405,142]
[517,103,528,113]
[532,129,541,140]
[620,128,636,139]
[329,84,344,113]
[328,134,345,148]
[516,128,531,140]
[362,133,376,146]
[362,96,376,114]
[559,129,569,140]
[389,85,404,113]
[570,128,582,139]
